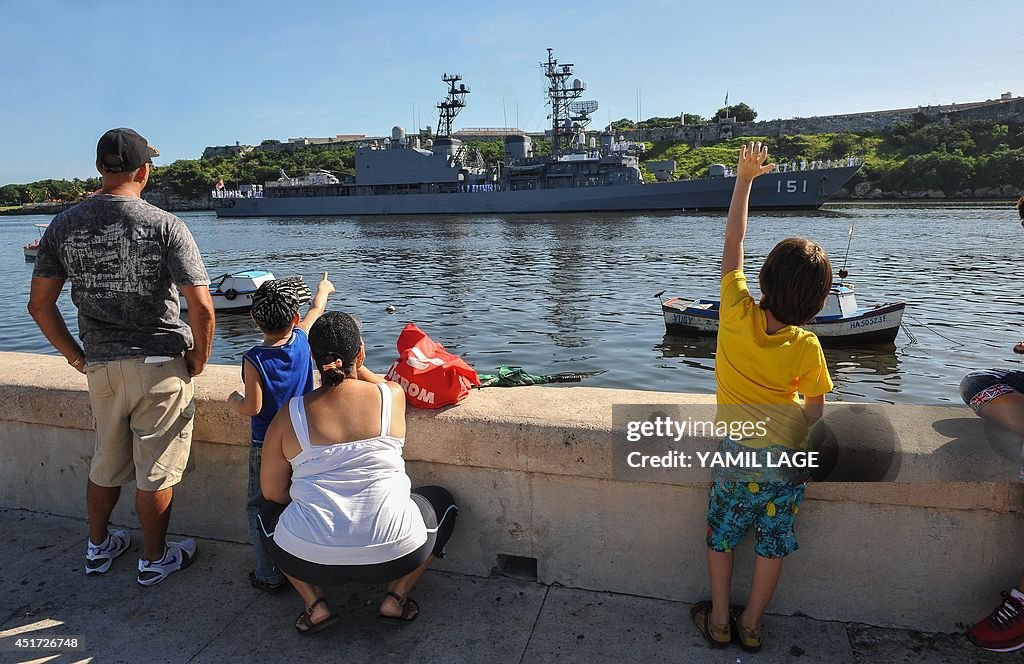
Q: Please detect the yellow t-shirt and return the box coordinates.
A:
[715,270,833,449]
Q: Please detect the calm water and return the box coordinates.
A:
[6,203,1021,404]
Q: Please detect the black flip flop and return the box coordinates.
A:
[378,591,419,624]
[295,598,340,635]
[249,571,288,594]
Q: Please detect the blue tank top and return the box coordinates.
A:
[243,327,315,446]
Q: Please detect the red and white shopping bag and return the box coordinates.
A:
[385,323,479,408]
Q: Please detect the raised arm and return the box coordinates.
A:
[28,276,85,373]
[722,142,776,277]
[298,272,335,333]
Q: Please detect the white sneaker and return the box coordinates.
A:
[85,529,131,575]
[137,539,198,586]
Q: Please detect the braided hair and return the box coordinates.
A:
[250,277,311,332]
[309,312,362,386]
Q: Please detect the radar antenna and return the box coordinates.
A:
[436,73,470,138]
[541,48,587,158]
[568,99,599,129]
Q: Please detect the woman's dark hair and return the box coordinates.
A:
[1017,196,1024,221]
[759,237,833,325]
[309,312,362,386]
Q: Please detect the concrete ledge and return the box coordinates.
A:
[1,351,1022,632]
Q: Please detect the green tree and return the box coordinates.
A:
[466,139,505,164]
[606,118,635,132]
[637,116,685,129]
[713,103,757,122]
[0,184,19,205]
[531,138,552,157]
[974,148,1024,187]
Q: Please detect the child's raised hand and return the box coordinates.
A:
[318,271,336,296]
[736,141,776,182]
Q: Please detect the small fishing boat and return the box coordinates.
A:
[23,224,48,260]
[661,283,906,346]
[181,270,275,312]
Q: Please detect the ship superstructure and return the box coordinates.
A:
[212,49,859,216]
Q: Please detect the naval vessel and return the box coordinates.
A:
[212,49,860,217]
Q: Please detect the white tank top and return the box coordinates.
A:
[272,383,428,565]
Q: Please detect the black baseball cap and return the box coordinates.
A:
[96,128,160,173]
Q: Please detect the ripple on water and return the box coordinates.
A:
[2,203,1017,404]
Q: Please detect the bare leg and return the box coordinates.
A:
[979,393,1024,437]
[379,555,434,618]
[283,573,331,625]
[741,555,784,629]
[136,487,173,561]
[87,480,121,545]
[706,549,734,626]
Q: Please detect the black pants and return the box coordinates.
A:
[258,485,458,586]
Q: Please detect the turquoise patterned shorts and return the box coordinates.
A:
[705,480,805,559]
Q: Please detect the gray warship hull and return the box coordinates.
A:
[212,165,859,217]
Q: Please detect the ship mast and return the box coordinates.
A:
[542,48,592,159]
[436,73,470,138]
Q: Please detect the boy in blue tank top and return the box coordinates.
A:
[228,273,334,591]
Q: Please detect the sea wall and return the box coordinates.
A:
[1,351,1021,633]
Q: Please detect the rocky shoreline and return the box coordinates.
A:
[841,181,1023,200]
[0,191,212,215]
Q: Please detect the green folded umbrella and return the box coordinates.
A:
[476,365,591,388]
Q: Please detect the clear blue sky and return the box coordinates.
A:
[3,0,1021,184]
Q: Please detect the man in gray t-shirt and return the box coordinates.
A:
[28,128,216,587]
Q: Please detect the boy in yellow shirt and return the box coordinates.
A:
[691,142,834,653]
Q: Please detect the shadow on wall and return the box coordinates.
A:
[811,404,901,482]
[812,406,1019,483]
[931,417,1023,483]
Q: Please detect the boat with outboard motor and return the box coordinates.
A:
[661,282,905,345]
[180,270,275,312]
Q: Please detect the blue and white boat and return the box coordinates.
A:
[180,270,275,312]
[662,283,905,345]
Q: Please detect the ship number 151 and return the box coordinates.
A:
[777,180,807,194]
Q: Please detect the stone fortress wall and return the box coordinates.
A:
[639,93,1024,144]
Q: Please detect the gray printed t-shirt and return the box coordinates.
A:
[32,195,210,362]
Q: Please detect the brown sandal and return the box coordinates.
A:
[295,597,340,635]
[729,606,763,653]
[690,600,730,647]
[378,591,419,624]
[729,606,761,651]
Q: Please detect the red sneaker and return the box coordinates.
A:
[967,592,1024,652]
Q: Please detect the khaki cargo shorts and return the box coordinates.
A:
[86,356,196,492]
